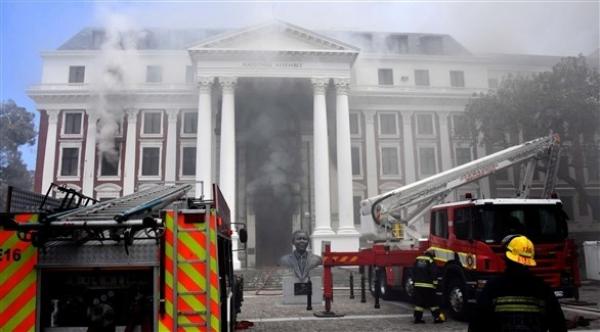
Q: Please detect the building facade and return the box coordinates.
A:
[29,21,599,267]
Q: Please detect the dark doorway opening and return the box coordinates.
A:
[237,78,311,267]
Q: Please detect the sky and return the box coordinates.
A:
[1,1,598,171]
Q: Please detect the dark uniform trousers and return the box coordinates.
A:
[412,255,442,322]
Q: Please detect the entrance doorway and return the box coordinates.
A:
[236,78,311,267]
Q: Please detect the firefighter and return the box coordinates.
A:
[412,249,445,324]
[468,234,567,332]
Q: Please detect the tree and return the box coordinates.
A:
[466,55,600,221]
[0,100,36,203]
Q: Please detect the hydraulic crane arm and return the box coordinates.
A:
[363,134,560,229]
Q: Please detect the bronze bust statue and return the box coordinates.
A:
[279,230,322,282]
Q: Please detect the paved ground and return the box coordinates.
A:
[236,281,600,332]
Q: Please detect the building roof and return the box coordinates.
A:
[58,26,471,56]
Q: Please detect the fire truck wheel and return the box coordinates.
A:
[446,278,467,320]
[368,266,394,300]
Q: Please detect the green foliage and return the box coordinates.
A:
[467,56,599,145]
[466,56,600,221]
[0,100,36,190]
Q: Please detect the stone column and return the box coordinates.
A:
[165,109,179,185]
[218,76,240,269]
[334,79,360,250]
[123,108,138,195]
[401,112,416,184]
[196,77,213,199]
[364,110,378,198]
[41,109,59,194]
[82,111,98,196]
[438,112,453,171]
[311,78,335,251]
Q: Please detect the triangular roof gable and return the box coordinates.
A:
[188,20,359,52]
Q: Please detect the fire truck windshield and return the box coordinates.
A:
[474,204,568,244]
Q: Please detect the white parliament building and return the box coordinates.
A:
[29,21,599,267]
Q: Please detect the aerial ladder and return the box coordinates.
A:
[319,134,578,318]
[364,134,561,242]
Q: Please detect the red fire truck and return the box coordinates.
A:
[0,183,246,331]
[321,134,580,319]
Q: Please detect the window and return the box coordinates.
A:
[385,35,408,53]
[452,115,470,137]
[431,210,448,238]
[181,146,196,177]
[59,146,80,177]
[381,146,400,176]
[414,70,430,86]
[495,169,510,181]
[181,111,198,135]
[349,113,360,136]
[450,70,465,87]
[420,36,443,54]
[142,111,162,135]
[455,147,472,166]
[416,114,434,136]
[561,196,574,220]
[454,208,473,240]
[585,147,599,181]
[68,66,85,83]
[62,111,83,136]
[488,78,499,89]
[378,69,394,85]
[378,113,398,136]
[351,145,362,176]
[418,146,437,177]
[353,196,363,226]
[146,65,162,83]
[185,65,195,84]
[141,146,161,177]
[99,145,121,177]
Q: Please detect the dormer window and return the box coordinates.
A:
[385,35,408,53]
[420,36,443,54]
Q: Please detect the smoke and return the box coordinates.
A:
[92,10,143,161]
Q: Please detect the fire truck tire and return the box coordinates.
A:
[368,267,395,300]
[446,278,468,320]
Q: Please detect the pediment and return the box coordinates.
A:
[188,20,359,53]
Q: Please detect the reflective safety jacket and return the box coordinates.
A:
[412,255,438,289]
[468,264,567,332]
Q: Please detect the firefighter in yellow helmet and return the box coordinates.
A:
[412,249,445,324]
[468,234,567,332]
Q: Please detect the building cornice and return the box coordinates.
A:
[27,84,198,108]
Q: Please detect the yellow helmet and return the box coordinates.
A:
[503,235,536,267]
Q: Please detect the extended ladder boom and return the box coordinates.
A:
[363,134,560,228]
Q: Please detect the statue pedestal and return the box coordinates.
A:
[282,276,322,305]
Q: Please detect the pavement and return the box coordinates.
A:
[236,273,600,332]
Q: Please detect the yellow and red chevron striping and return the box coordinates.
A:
[159,209,224,331]
[160,211,176,331]
[208,214,220,332]
[0,214,38,332]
